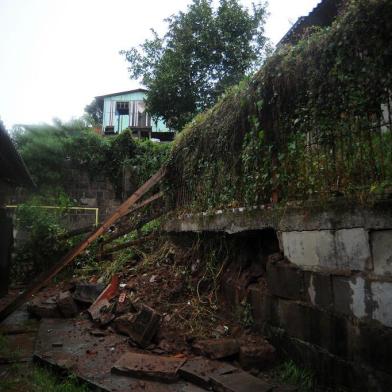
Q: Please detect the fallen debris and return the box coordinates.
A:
[192,338,240,360]
[112,352,186,383]
[89,329,108,337]
[87,276,119,322]
[73,283,106,305]
[178,357,237,390]
[0,168,166,323]
[114,304,161,347]
[239,341,276,370]
[27,297,62,319]
[57,291,79,318]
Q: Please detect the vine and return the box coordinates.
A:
[167,0,392,211]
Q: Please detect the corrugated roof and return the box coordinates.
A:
[0,122,35,188]
[278,0,343,46]
[95,88,148,100]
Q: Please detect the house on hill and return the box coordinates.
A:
[96,89,174,141]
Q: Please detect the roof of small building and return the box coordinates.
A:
[95,88,148,100]
[278,0,343,46]
[0,122,35,188]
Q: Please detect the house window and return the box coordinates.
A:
[129,100,151,128]
[116,101,129,115]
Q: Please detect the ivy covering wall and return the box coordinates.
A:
[167,0,392,211]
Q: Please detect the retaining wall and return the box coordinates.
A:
[165,201,392,390]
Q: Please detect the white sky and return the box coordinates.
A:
[0,0,320,128]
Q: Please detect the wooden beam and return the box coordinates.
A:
[0,167,166,322]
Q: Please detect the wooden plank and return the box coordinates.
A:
[119,191,164,219]
[0,167,166,322]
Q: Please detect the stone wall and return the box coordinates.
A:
[63,169,121,225]
[165,201,392,390]
[6,168,121,231]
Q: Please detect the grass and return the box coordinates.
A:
[277,360,315,391]
[0,333,87,392]
[0,364,88,392]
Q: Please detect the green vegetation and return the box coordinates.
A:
[11,194,73,282]
[10,122,169,283]
[1,332,87,392]
[121,0,269,130]
[277,360,315,391]
[13,121,170,196]
[167,0,392,211]
[84,97,103,126]
[0,364,88,392]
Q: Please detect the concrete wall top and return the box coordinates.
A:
[164,200,392,234]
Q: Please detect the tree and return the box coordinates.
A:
[121,0,269,130]
[84,98,103,126]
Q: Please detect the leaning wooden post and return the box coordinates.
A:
[0,167,166,322]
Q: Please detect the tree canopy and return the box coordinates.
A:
[84,98,103,126]
[121,0,269,130]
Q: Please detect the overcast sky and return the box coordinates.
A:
[0,0,320,128]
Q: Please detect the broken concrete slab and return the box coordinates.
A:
[34,318,203,391]
[192,338,240,360]
[27,297,62,319]
[178,357,237,389]
[73,283,106,304]
[57,291,79,318]
[210,370,273,392]
[113,305,161,347]
[112,352,186,383]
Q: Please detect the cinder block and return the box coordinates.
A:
[282,228,371,272]
[281,230,336,269]
[278,299,350,356]
[371,230,392,276]
[335,228,370,271]
[304,271,333,310]
[332,276,368,319]
[276,300,317,346]
[371,281,392,328]
[266,261,304,300]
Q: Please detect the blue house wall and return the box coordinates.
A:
[98,89,168,134]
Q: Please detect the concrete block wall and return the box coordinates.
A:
[265,222,392,390]
[280,228,392,328]
[64,169,121,223]
[165,201,392,390]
